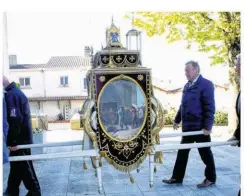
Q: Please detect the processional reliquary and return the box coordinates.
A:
[80,19,165,187]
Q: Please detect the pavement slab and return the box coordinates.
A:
[2,129,240,196]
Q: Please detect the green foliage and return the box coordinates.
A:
[214,110,228,124]
[16,82,20,88]
[164,107,177,125]
[129,12,240,88]
[163,108,228,125]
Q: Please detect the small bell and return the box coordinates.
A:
[83,161,88,170]
[129,172,135,183]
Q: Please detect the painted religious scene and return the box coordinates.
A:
[98,78,146,141]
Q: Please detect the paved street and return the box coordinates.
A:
[3,128,240,196]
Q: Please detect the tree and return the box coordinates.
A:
[129,12,240,90]
[128,12,240,132]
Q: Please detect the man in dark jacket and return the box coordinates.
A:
[228,54,241,196]
[3,91,9,164]
[3,76,41,196]
[162,61,216,188]
[228,54,241,145]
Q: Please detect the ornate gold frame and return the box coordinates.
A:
[81,99,98,147]
[97,74,148,143]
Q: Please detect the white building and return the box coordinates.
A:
[9,48,92,121]
[8,49,230,122]
[152,77,230,112]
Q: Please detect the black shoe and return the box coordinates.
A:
[3,192,18,196]
[162,178,182,184]
[26,190,41,196]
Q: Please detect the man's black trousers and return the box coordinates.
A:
[6,149,41,196]
[172,134,216,182]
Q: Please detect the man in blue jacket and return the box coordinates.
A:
[228,54,241,196]
[162,61,216,188]
[228,54,241,146]
[3,90,9,164]
[3,76,41,196]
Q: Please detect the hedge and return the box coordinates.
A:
[163,108,228,125]
[214,111,228,125]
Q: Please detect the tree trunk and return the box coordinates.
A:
[228,83,238,133]
[227,48,239,133]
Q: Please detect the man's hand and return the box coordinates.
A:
[227,136,238,146]
[173,122,179,130]
[8,146,19,151]
[203,129,210,136]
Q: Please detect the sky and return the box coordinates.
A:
[6,12,229,87]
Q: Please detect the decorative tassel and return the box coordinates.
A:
[91,157,96,169]
[158,156,163,164]
[129,173,135,183]
[99,159,102,167]
[155,151,163,164]
[154,166,157,173]
[83,161,88,169]
[98,145,150,173]
[100,151,106,157]
[158,152,163,164]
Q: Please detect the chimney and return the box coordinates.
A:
[84,46,91,57]
[9,55,17,66]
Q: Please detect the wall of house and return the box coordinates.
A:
[153,88,169,110]
[214,86,230,111]
[9,67,89,98]
[29,101,40,114]
[9,70,45,97]
[166,92,182,110]
[32,100,85,120]
[44,68,88,97]
[10,67,89,120]
[153,86,230,112]
[42,101,60,120]
[70,100,84,115]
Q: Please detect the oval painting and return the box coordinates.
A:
[98,77,147,141]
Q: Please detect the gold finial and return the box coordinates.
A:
[111,15,114,25]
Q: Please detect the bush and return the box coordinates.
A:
[164,108,177,125]
[16,82,20,88]
[162,109,228,125]
[214,111,228,125]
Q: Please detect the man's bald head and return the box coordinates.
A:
[2,75,10,89]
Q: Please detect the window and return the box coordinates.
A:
[19,77,30,87]
[60,76,68,86]
[84,78,87,89]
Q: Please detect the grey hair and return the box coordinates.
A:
[185,60,200,73]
